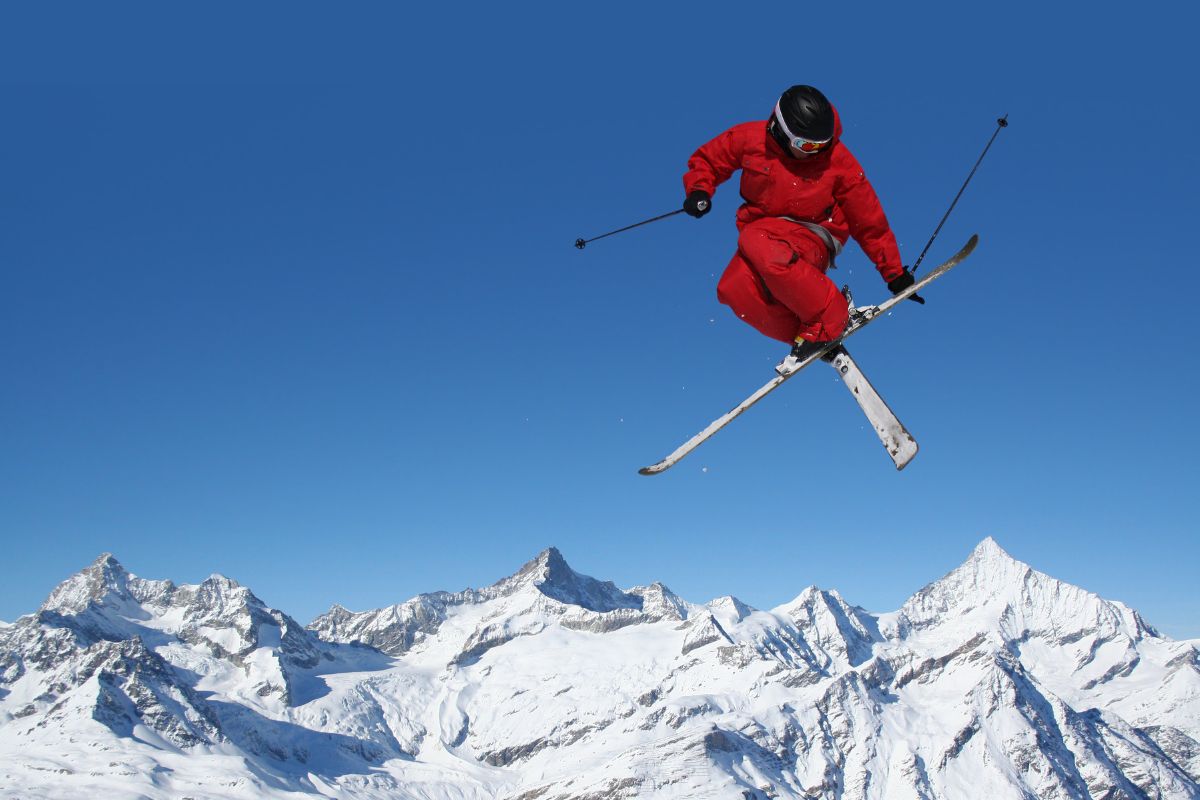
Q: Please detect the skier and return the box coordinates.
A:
[683,85,915,362]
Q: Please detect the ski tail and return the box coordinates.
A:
[827,347,918,470]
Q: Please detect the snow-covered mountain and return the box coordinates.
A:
[1,539,1196,799]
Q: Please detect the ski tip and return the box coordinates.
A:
[637,465,664,476]
[942,234,979,268]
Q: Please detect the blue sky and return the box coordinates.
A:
[2,2,1197,638]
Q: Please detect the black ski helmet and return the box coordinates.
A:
[770,85,834,150]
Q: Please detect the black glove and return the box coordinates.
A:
[887,269,925,304]
[683,190,711,218]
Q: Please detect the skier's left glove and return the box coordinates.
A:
[887,269,925,305]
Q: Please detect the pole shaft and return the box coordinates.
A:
[576,208,685,249]
[911,115,1008,273]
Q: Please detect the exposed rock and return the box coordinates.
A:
[681,612,733,655]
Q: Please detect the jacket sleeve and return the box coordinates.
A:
[835,150,905,282]
[683,125,748,196]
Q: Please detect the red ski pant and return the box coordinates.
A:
[716,218,848,344]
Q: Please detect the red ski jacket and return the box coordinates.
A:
[683,108,904,282]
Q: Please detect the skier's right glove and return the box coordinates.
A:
[683,190,711,218]
[887,269,925,305]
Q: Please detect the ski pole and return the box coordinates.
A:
[911,115,1008,275]
[574,208,686,250]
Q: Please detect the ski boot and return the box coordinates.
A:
[775,337,844,376]
[775,285,856,376]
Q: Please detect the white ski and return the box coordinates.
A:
[638,234,977,475]
[827,346,918,470]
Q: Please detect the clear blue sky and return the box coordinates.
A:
[2,2,1196,638]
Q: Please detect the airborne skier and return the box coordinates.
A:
[625,94,1005,474]
[682,85,916,363]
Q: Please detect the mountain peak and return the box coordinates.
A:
[535,546,570,579]
[707,595,754,625]
[899,538,1154,642]
[199,573,242,591]
[968,535,1017,565]
[41,553,136,615]
[505,547,569,588]
[628,582,691,621]
[93,552,122,568]
[899,538,1031,624]
[501,548,640,613]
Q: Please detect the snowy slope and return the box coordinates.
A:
[1,540,1196,799]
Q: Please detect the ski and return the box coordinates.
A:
[638,234,977,475]
[827,346,918,470]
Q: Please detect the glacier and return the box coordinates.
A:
[1,538,1197,799]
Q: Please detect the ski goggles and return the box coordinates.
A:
[773,101,832,153]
